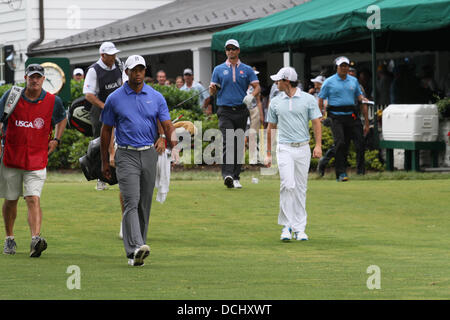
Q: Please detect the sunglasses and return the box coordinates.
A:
[26,65,44,72]
[226,47,238,51]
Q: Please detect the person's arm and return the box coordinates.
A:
[311,118,322,159]
[249,82,261,97]
[109,128,116,167]
[318,97,326,116]
[264,122,277,168]
[357,94,370,135]
[85,93,105,109]
[160,119,179,164]
[155,119,166,154]
[48,117,67,155]
[101,124,114,180]
[256,94,264,125]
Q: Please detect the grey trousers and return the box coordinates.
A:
[115,147,157,258]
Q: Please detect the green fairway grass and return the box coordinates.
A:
[0,171,449,299]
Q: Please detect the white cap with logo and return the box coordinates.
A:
[99,42,120,55]
[183,68,193,75]
[311,75,325,83]
[124,55,146,70]
[335,56,350,66]
[270,67,298,82]
[225,39,240,48]
[73,68,84,76]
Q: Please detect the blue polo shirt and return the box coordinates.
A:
[0,88,66,129]
[211,60,258,107]
[318,73,363,115]
[101,81,171,147]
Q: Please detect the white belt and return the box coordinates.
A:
[117,145,153,151]
[282,141,309,147]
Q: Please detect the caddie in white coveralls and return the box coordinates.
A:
[265,67,322,241]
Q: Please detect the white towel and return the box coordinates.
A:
[155,149,171,203]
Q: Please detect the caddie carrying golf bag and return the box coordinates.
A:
[68,96,93,137]
[79,137,118,185]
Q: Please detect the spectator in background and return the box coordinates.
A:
[181,68,209,107]
[165,78,174,86]
[308,75,326,99]
[390,64,427,104]
[156,70,167,86]
[175,76,184,89]
[376,64,393,106]
[420,65,438,103]
[73,68,84,82]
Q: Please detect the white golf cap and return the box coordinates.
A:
[99,41,120,55]
[73,68,84,76]
[124,55,146,70]
[335,56,350,66]
[270,67,298,82]
[183,68,193,75]
[225,39,240,48]
[311,75,325,83]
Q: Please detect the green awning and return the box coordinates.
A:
[211,0,450,52]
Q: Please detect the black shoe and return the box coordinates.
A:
[224,176,234,188]
[30,237,47,258]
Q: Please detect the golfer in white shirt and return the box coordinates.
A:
[265,67,322,241]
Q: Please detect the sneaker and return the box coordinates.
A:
[128,244,150,266]
[317,158,326,177]
[30,236,47,258]
[294,232,309,241]
[337,173,349,182]
[224,176,234,189]
[280,226,292,241]
[233,180,242,189]
[3,238,17,255]
[96,180,108,191]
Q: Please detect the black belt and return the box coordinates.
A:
[218,104,247,111]
[328,105,356,113]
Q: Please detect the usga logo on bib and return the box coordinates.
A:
[15,118,45,129]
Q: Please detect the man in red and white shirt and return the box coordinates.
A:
[0,64,67,257]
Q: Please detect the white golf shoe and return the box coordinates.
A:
[294,232,309,241]
[280,226,292,241]
[96,180,108,191]
[233,180,242,189]
[128,245,150,267]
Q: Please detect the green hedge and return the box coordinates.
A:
[1,81,383,171]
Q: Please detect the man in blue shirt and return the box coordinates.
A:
[100,55,178,267]
[264,67,322,241]
[209,39,260,188]
[318,56,369,181]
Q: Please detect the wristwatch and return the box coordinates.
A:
[159,134,166,139]
[52,138,61,146]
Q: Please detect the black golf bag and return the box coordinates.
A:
[79,137,118,185]
[68,96,93,137]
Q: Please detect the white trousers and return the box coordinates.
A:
[277,143,311,233]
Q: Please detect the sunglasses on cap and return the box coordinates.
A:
[225,47,238,51]
[26,64,44,73]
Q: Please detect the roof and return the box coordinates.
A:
[30,0,308,54]
[211,0,450,52]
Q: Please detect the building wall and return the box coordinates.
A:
[0,0,174,83]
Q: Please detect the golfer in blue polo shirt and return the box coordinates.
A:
[100,55,178,267]
[209,39,260,189]
[318,56,369,182]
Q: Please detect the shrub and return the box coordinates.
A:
[47,129,91,170]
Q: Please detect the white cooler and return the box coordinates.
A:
[382,104,439,142]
